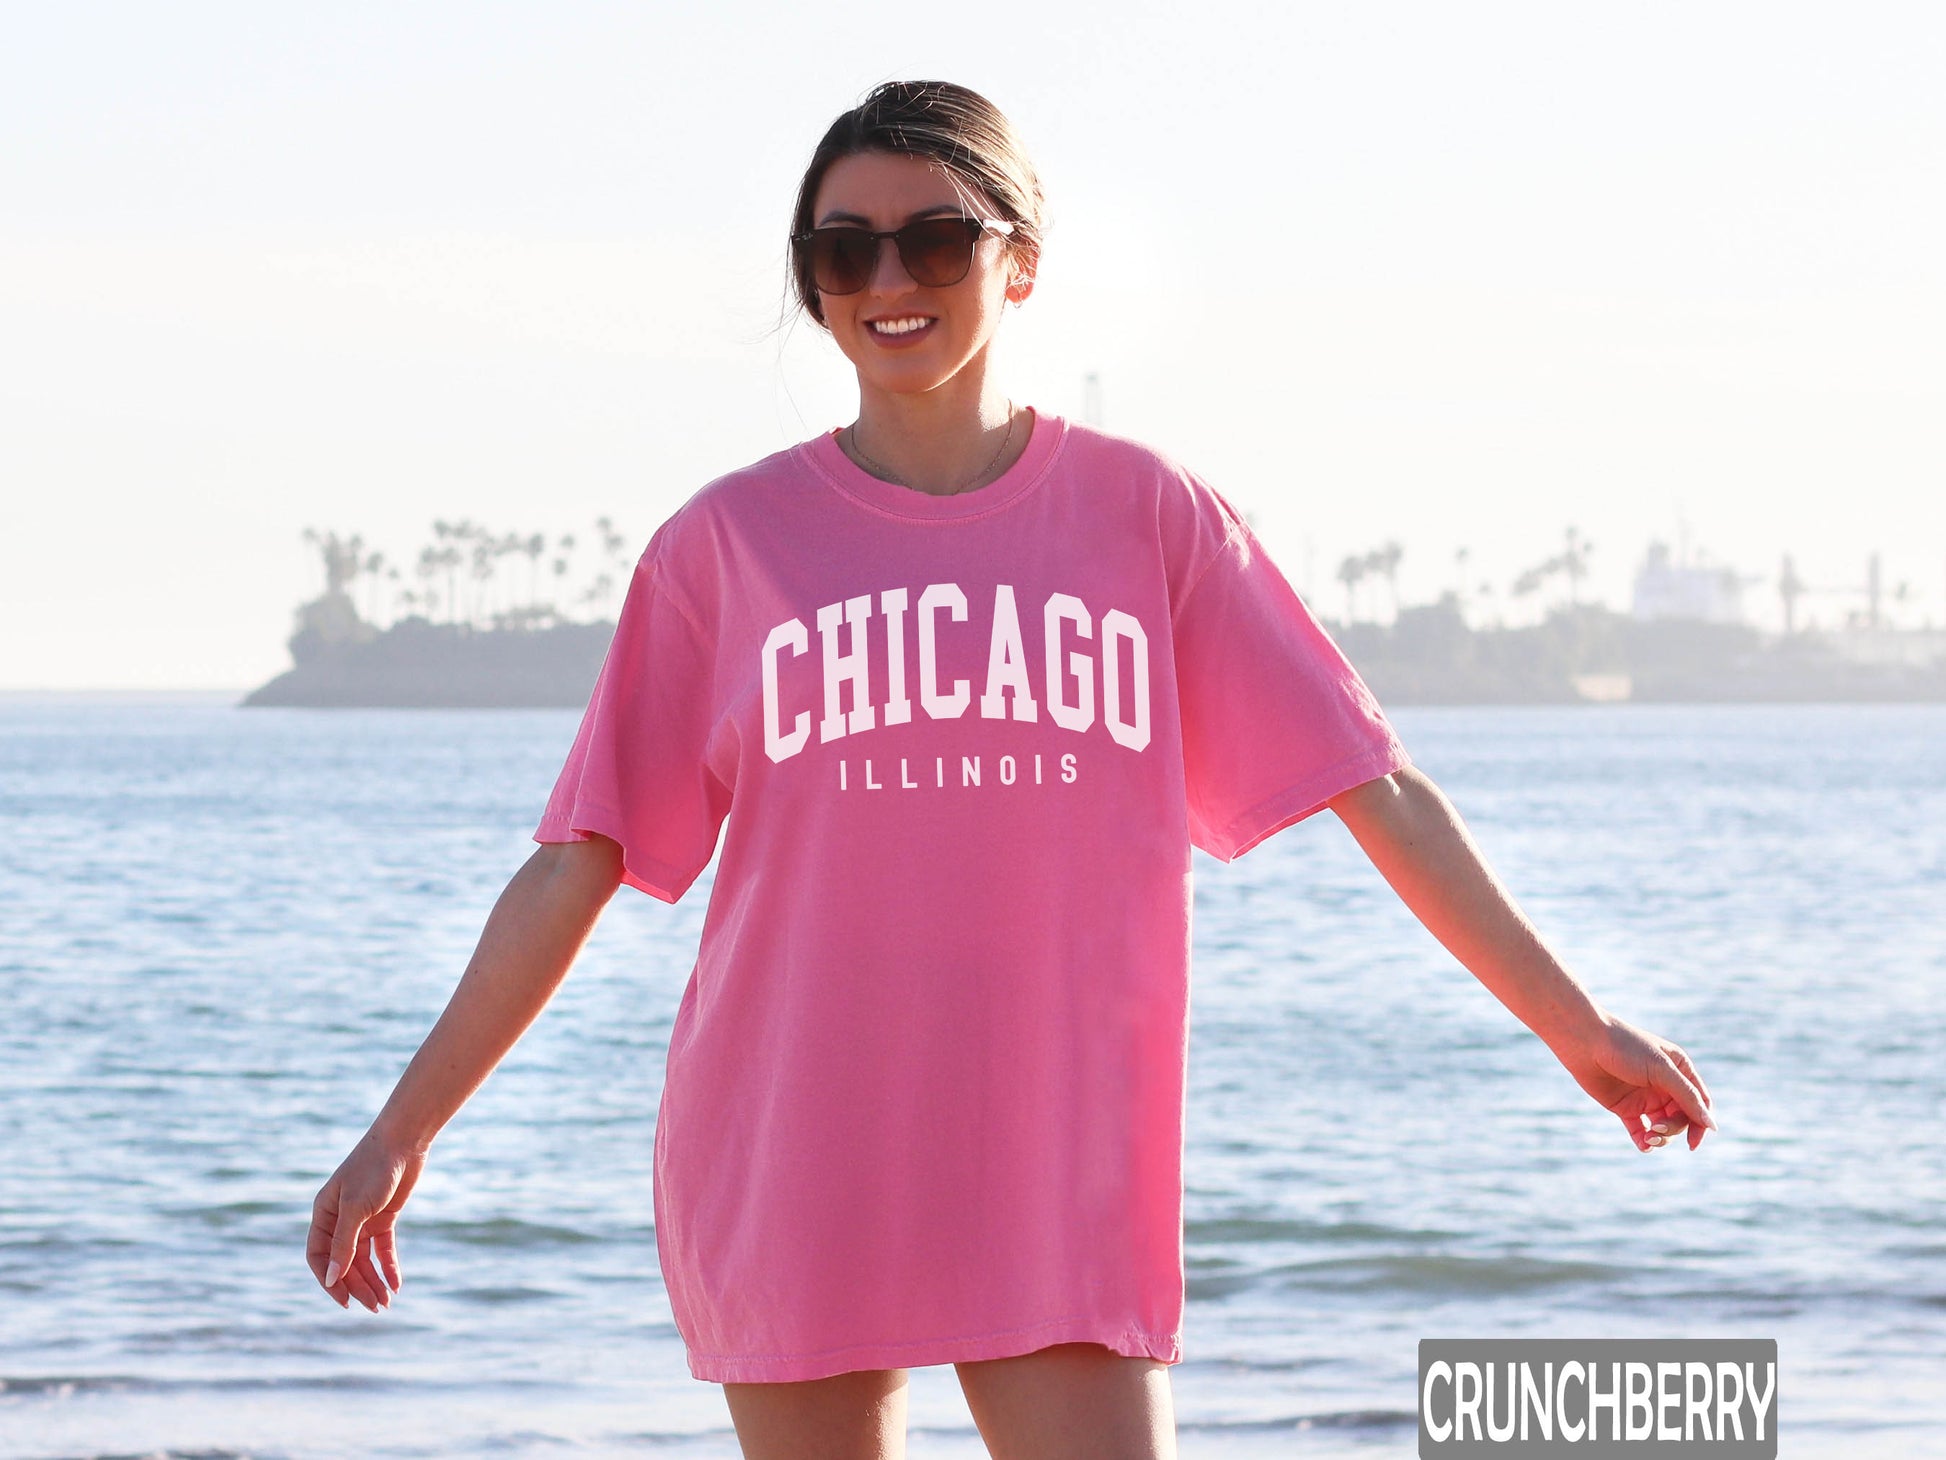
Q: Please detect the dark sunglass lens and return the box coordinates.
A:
[808,229,874,295]
[898,219,981,287]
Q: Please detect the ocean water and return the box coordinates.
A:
[2,694,1941,1459]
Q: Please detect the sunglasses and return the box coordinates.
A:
[792,216,1015,295]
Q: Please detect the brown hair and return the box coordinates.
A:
[787,80,1046,327]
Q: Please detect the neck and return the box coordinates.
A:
[848,355,1022,496]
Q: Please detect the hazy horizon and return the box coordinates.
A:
[5,4,1942,689]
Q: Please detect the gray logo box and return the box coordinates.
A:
[1418,1340,1777,1456]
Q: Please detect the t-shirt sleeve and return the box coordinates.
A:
[1173,495,1411,862]
[531,544,730,903]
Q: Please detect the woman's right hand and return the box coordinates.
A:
[301,842,622,1312]
[307,1129,426,1312]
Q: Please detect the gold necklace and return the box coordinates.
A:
[847,403,1017,497]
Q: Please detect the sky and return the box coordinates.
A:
[3,2,1942,689]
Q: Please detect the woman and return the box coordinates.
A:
[308,80,1715,1460]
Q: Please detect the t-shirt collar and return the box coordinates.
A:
[801,407,1066,521]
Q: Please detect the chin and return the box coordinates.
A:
[848,354,966,397]
[844,339,992,397]
[871,370,961,398]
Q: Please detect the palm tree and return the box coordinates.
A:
[479,531,517,623]
[359,548,386,624]
[440,545,464,623]
[592,517,631,618]
[1336,555,1367,624]
[1510,527,1595,617]
[522,532,546,614]
[1367,540,1403,623]
[301,528,364,598]
[431,521,464,625]
[469,528,499,629]
[415,545,442,622]
[580,571,614,617]
[1510,562,1548,603]
[1561,526,1592,607]
[595,515,627,563]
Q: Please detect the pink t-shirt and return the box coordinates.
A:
[532,410,1411,1383]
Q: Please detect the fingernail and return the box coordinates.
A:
[1651,1123,1672,1135]
[1648,1135,1666,1147]
[324,1260,341,1288]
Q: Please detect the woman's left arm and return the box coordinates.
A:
[1327,764,1717,1153]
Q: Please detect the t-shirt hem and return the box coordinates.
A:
[682,1315,1184,1384]
[1203,737,1413,863]
[532,801,700,905]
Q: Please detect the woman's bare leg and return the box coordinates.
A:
[721,1367,911,1460]
[954,1342,1177,1459]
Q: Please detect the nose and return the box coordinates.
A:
[865,233,917,295]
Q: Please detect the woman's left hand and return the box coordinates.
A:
[1326,768,1717,1155]
[1556,1013,1717,1152]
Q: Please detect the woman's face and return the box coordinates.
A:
[807,149,1029,399]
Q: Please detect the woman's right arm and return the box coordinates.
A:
[306,834,626,1311]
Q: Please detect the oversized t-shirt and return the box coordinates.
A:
[531,410,1412,1384]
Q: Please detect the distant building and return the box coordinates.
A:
[1631,539,1746,625]
[1829,625,1946,669]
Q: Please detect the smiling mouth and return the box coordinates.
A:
[868,315,935,336]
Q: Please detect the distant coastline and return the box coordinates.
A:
[241,616,614,708]
[238,591,1946,710]
[240,519,629,709]
[1336,599,1946,705]
[238,523,1946,708]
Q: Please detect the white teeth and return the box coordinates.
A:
[871,317,931,335]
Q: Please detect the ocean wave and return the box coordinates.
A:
[1,1375,146,1397]
[1259,1251,1627,1296]
[1186,1215,1457,1246]
[0,1373,555,1397]
[416,1217,604,1248]
[446,1284,564,1305]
